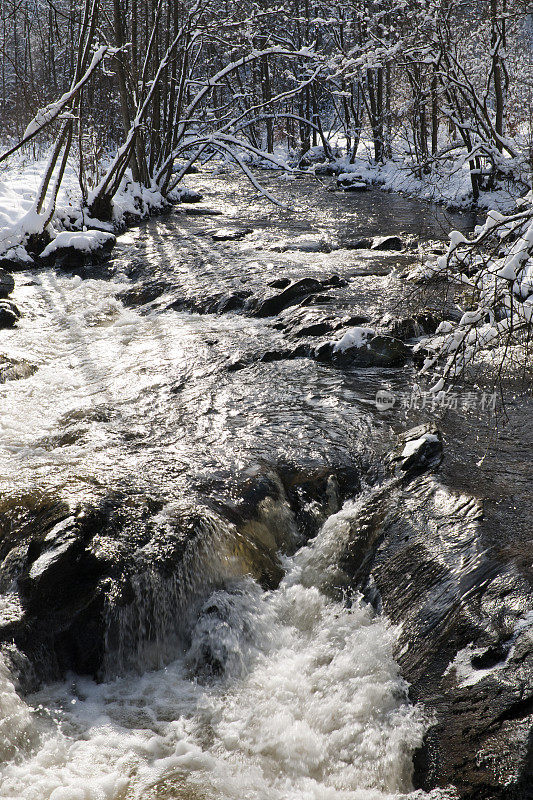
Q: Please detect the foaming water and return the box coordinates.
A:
[0,501,432,800]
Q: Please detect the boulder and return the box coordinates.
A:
[39,230,116,269]
[0,246,35,272]
[316,330,411,368]
[340,238,374,250]
[0,300,20,328]
[388,423,443,474]
[252,278,325,317]
[314,163,341,177]
[212,227,253,242]
[371,235,404,251]
[0,269,15,298]
[0,355,37,383]
[336,172,370,191]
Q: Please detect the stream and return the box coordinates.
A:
[0,170,509,800]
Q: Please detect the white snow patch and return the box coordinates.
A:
[333,326,375,352]
[400,433,439,460]
[39,230,115,257]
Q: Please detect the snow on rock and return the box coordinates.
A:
[39,230,116,259]
[390,424,443,473]
[333,326,375,352]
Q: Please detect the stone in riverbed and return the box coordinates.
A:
[388,423,443,473]
[38,230,116,269]
[371,235,404,251]
[212,228,253,242]
[0,269,15,298]
[315,331,411,368]
[0,355,37,383]
[0,300,20,328]
[251,278,325,317]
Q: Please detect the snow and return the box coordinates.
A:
[401,433,439,460]
[39,230,116,257]
[333,326,375,352]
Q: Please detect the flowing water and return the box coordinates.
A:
[0,171,478,799]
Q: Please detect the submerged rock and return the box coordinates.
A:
[212,227,253,241]
[0,355,37,383]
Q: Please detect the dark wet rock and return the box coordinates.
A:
[0,300,20,328]
[388,424,443,474]
[330,428,533,800]
[251,278,325,317]
[268,277,291,290]
[340,238,374,250]
[382,311,441,340]
[0,252,35,271]
[216,290,253,313]
[314,163,341,176]
[175,188,203,203]
[372,235,404,251]
[298,292,333,307]
[0,355,37,383]
[0,268,15,298]
[315,333,411,368]
[118,279,173,307]
[212,227,253,242]
[251,276,347,319]
[39,233,116,270]
[337,175,369,192]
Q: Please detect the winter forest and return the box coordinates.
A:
[0,3,533,800]
[1,0,533,385]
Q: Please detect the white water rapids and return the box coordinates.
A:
[0,499,434,800]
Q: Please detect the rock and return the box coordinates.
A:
[382,311,441,340]
[216,290,253,313]
[39,230,116,269]
[331,454,533,800]
[118,279,172,307]
[0,355,37,383]
[0,246,35,272]
[212,227,253,242]
[340,238,374,250]
[0,269,15,298]
[175,188,203,203]
[388,424,443,473]
[268,278,291,290]
[371,235,404,251]
[0,301,20,328]
[336,172,370,190]
[252,278,324,317]
[314,163,341,176]
[270,235,333,253]
[315,332,411,368]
